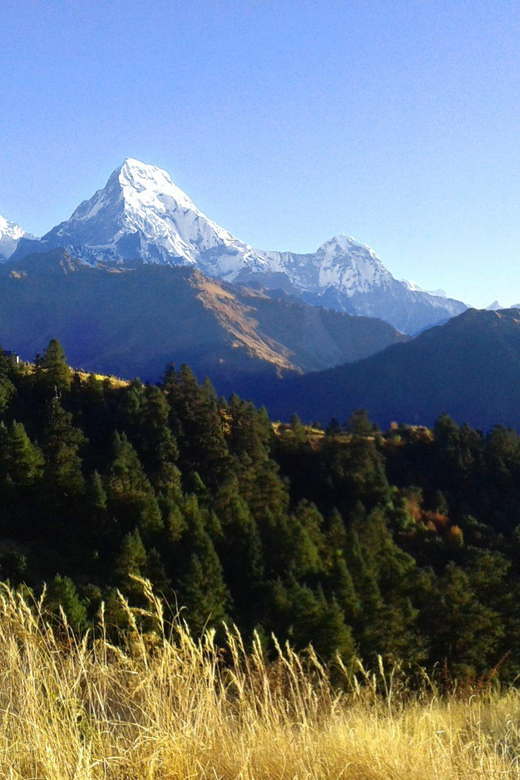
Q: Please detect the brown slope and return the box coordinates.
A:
[0,249,408,392]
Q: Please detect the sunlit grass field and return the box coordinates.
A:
[1,579,520,780]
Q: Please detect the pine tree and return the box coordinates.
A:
[0,349,15,414]
[285,500,327,581]
[162,365,230,491]
[213,475,264,620]
[289,413,308,446]
[106,432,163,537]
[177,533,230,634]
[423,562,505,678]
[0,421,43,487]
[37,339,71,397]
[42,399,86,498]
[345,409,378,436]
[115,529,148,599]
[44,575,87,633]
[271,576,355,661]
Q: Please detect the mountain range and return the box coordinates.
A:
[259,307,520,430]
[2,158,517,431]
[0,248,408,394]
[6,158,467,335]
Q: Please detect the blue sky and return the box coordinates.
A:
[1,0,520,307]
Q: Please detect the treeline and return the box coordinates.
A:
[1,340,520,680]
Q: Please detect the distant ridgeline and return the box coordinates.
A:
[259,307,520,431]
[1,339,520,681]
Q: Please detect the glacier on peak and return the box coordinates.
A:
[9,158,469,334]
[0,214,29,260]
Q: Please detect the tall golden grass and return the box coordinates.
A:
[0,579,519,779]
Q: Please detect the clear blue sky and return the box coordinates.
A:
[1,0,520,307]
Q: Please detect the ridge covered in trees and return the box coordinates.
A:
[1,340,520,680]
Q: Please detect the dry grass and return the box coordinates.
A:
[73,370,129,388]
[0,580,519,779]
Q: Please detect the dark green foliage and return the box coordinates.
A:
[115,529,148,599]
[3,338,520,680]
[0,421,43,487]
[36,338,71,398]
[345,409,379,436]
[0,350,16,414]
[44,575,87,633]
[106,432,163,537]
[42,399,86,498]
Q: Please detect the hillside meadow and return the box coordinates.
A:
[0,579,519,780]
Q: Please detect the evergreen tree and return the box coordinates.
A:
[177,533,230,634]
[162,365,230,491]
[44,575,87,633]
[41,399,86,498]
[289,412,308,446]
[106,432,163,537]
[345,409,378,436]
[0,421,43,487]
[270,576,355,661]
[0,349,15,414]
[115,529,148,600]
[422,562,505,678]
[37,339,71,398]
[213,475,264,621]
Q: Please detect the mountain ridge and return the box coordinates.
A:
[0,248,409,393]
[258,307,520,430]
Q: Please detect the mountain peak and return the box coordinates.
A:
[113,158,197,212]
[0,214,28,260]
[319,234,371,253]
[313,233,393,294]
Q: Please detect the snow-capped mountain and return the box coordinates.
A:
[17,158,268,278]
[11,158,468,334]
[0,214,29,260]
[242,235,467,334]
[252,235,394,297]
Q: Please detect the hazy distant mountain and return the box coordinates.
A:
[11,158,468,334]
[260,308,520,430]
[0,249,408,393]
[402,279,447,298]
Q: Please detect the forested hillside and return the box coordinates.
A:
[2,341,520,680]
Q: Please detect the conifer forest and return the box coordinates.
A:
[1,340,520,682]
